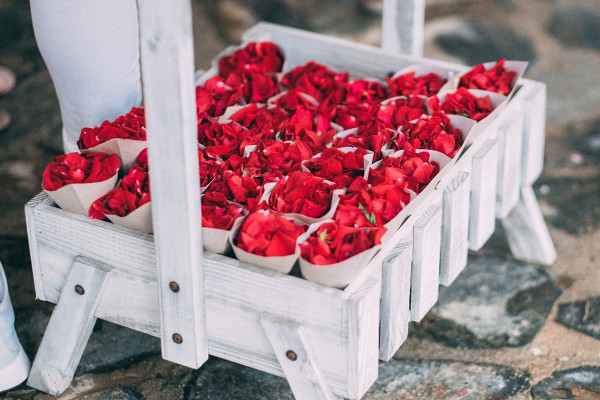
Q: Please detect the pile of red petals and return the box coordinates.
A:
[268,171,337,218]
[459,58,516,95]
[335,185,410,228]
[397,112,464,158]
[234,210,306,257]
[78,107,146,150]
[42,152,120,191]
[300,221,386,265]
[368,150,440,194]
[428,88,494,122]
[201,191,244,231]
[303,148,369,188]
[387,71,448,97]
[89,150,150,219]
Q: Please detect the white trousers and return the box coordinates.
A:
[30,0,142,153]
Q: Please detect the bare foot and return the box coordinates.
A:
[0,66,16,96]
[0,109,11,132]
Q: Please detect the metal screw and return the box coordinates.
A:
[169,281,180,293]
[74,285,85,295]
[172,333,183,344]
[286,350,297,361]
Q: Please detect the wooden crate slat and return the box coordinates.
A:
[521,82,547,186]
[495,107,524,218]
[468,138,499,251]
[410,202,442,322]
[439,170,471,286]
[379,238,412,361]
[382,0,425,57]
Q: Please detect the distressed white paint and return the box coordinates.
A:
[27,257,112,395]
[439,170,471,286]
[137,0,208,369]
[382,0,425,57]
[501,186,557,266]
[469,139,499,251]
[411,203,442,322]
[495,108,524,218]
[520,83,547,186]
[379,239,412,361]
[261,316,342,400]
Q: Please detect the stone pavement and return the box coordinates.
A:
[0,0,599,398]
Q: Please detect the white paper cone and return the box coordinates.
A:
[45,171,118,216]
[270,188,344,225]
[299,244,382,290]
[456,60,528,96]
[83,138,147,171]
[106,201,153,233]
[429,89,507,122]
[202,215,245,254]
[390,64,454,94]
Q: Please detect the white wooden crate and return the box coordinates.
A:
[25,13,556,400]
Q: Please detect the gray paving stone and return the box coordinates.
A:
[531,366,600,399]
[434,20,537,66]
[413,256,561,348]
[366,359,530,399]
[556,297,600,340]
[548,6,600,50]
[536,177,600,235]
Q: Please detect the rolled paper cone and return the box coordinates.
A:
[456,60,528,96]
[270,188,345,225]
[106,201,153,233]
[82,138,147,171]
[299,243,382,290]
[202,215,245,254]
[301,147,373,179]
[228,217,302,274]
[267,90,319,108]
[45,171,119,216]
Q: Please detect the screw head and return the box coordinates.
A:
[74,285,85,295]
[172,333,183,344]
[286,350,297,361]
[169,281,180,293]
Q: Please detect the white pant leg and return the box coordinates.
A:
[30,0,142,153]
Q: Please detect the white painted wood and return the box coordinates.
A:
[261,317,342,400]
[469,139,499,251]
[501,186,557,266]
[27,195,380,399]
[439,170,471,286]
[379,238,412,361]
[137,0,208,369]
[495,108,524,218]
[520,82,547,186]
[25,192,46,301]
[27,257,112,395]
[382,0,425,57]
[411,202,442,322]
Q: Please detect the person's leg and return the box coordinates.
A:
[30,0,142,153]
[0,260,30,392]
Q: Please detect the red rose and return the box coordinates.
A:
[387,71,447,97]
[208,171,264,211]
[234,210,306,257]
[201,191,244,230]
[334,126,393,161]
[299,221,386,265]
[329,104,381,130]
[269,171,337,218]
[198,121,258,160]
[224,68,281,104]
[218,41,285,76]
[269,90,319,113]
[428,88,493,122]
[77,107,145,150]
[459,58,516,95]
[198,149,224,189]
[89,165,150,219]
[343,79,387,106]
[228,104,289,142]
[280,108,338,152]
[43,152,120,191]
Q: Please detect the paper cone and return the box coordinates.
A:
[106,201,153,234]
[456,60,528,96]
[45,172,118,216]
[83,138,147,171]
[390,64,455,94]
[202,215,245,254]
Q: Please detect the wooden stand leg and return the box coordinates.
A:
[261,316,343,400]
[500,186,557,266]
[27,257,112,395]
